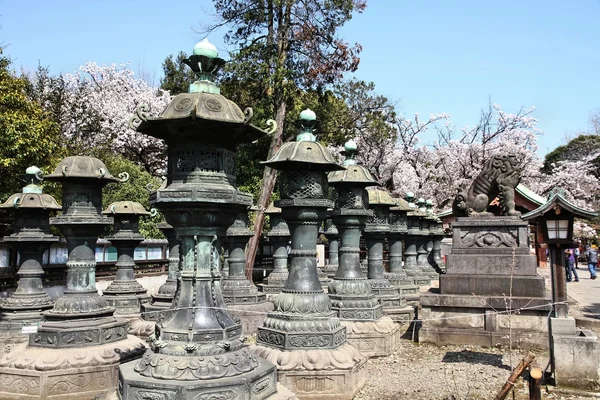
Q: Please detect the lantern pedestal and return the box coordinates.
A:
[419,216,551,348]
[251,199,367,400]
[0,336,144,400]
[0,157,147,399]
[142,223,178,325]
[259,237,289,296]
[404,237,432,286]
[327,208,399,356]
[322,218,339,278]
[417,237,439,279]
[222,213,273,335]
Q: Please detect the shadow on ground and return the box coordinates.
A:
[580,302,600,319]
[441,349,512,371]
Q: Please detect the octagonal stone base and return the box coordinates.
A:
[0,312,44,342]
[382,305,416,325]
[258,283,284,295]
[123,316,155,340]
[227,302,275,335]
[342,317,400,357]
[250,343,367,400]
[103,294,152,316]
[118,353,281,400]
[0,335,146,400]
[141,302,174,324]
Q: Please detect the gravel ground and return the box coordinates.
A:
[354,338,599,400]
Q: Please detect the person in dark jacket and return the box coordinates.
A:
[586,245,598,280]
[565,250,579,282]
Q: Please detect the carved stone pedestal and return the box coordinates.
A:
[251,344,366,400]
[228,302,274,336]
[404,236,431,286]
[260,206,290,296]
[420,216,551,348]
[142,223,178,323]
[0,335,145,400]
[119,351,279,400]
[223,212,271,334]
[342,317,399,357]
[322,218,339,279]
[384,275,420,303]
[123,316,155,340]
[417,237,439,280]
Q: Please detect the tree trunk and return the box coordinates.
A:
[245,100,286,280]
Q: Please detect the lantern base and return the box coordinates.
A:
[381,304,416,325]
[250,343,366,400]
[122,316,155,340]
[0,308,52,339]
[341,317,400,357]
[103,293,152,316]
[0,335,145,400]
[226,301,274,335]
[28,316,129,349]
[141,298,174,323]
[118,350,282,400]
[322,264,338,279]
[257,283,285,296]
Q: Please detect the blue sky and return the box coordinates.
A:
[2,0,599,156]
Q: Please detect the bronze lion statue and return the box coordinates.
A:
[452,154,522,217]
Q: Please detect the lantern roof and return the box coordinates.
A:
[262,109,344,172]
[0,167,61,211]
[46,156,123,184]
[367,187,396,206]
[102,201,151,216]
[328,139,378,186]
[390,197,412,212]
[521,187,598,221]
[132,39,274,145]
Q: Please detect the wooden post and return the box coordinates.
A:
[528,363,543,400]
[494,352,536,400]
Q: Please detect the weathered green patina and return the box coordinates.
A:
[101,201,152,315]
[119,39,280,400]
[0,167,60,336]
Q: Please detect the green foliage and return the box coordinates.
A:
[542,134,600,177]
[0,54,65,201]
[101,154,164,239]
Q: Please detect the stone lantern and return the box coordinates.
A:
[322,216,340,278]
[327,139,399,357]
[403,193,431,285]
[416,198,438,279]
[118,39,291,400]
[0,167,60,338]
[222,211,273,334]
[364,187,413,323]
[385,196,419,301]
[142,222,179,321]
[101,201,152,317]
[250,110,367,400]
[0,157,145,400]
[259,202,290,295]
[425,200,445,273]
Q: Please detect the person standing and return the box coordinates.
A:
[574,246,580,269]
[565,250,579,282]
[585,244,598,280]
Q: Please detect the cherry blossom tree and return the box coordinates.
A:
[352,102,546,211]
[30,63,171,175]
[574,220,597,240]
